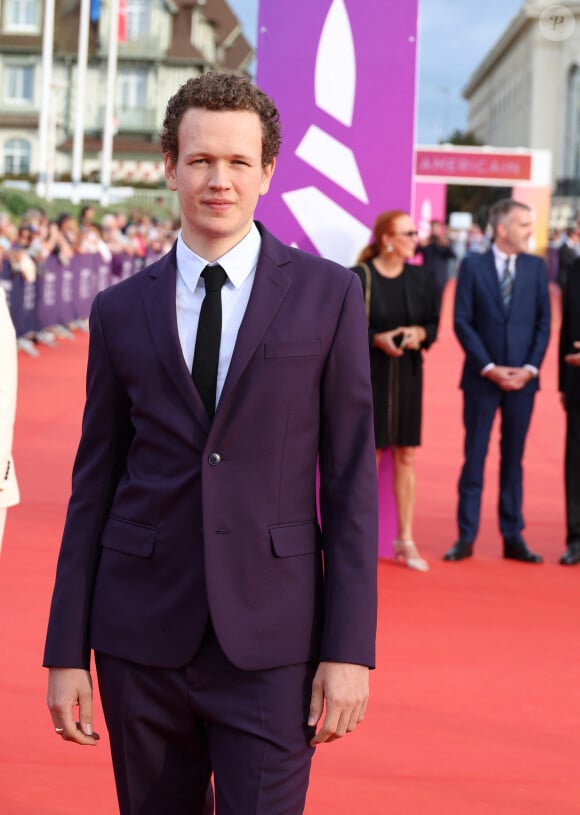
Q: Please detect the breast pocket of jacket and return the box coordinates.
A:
[101,515,156,558]
[264,339,321,360]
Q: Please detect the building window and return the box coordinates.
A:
[4,64,34,104]
[191,8,216,61]
[4,0,39,32]
[126,0,150,40]
[118,69,147,110]
[4,139,31,174]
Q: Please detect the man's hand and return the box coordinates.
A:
[47,667,100,745]
[565,340,580,366]
[484,365,516,390]
[485,365,533,391]
[504,367,534,390]
[308,661,369,745]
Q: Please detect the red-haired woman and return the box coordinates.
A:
[354,210,438,571]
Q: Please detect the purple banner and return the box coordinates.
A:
[21,278,37,334]
[60,262,76,324]
[112,252,137,281]
[37,256,61,329]
[256,0,419,267]
[71,254,98,320]
[96,259,112,292]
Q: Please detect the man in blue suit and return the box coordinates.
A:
[43,72,378,814]
[444,199,550,563]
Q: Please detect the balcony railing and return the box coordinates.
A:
[0,101,39,113]
[98,37,165,61]
[97,107,158,133]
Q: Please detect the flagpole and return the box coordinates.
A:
[101,0,120,206]
[71,0,91,205]
[37,0,55,199]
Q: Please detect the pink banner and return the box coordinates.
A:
[416,150,532,181]
[414,181,447,241]
[256,0,419,267]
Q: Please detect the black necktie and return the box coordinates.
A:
[500,256,513,311]
[192,264,227,419]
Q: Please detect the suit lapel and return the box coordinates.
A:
[510,254,526,316]
[483,250,505,316]
[218,229,292,411]
[141,228,293,427]
[142,247,209,431]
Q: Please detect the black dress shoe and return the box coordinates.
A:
[503,538,543,563]
[559,544,580,565]
[443,540,473,561]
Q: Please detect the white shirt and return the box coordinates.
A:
[175,224,261,409]
[491,244,515,282]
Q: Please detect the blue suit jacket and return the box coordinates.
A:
[454,249,551,394]
[44,224,378,673]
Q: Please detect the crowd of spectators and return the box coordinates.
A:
[0,205,179,354]
[0,205,178,271]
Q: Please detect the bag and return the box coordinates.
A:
[358,261,372,322]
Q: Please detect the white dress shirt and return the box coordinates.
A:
[491,244,515,282]
[175,224,261,409]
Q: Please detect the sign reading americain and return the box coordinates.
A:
[415,150,532,181]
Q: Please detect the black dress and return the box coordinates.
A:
[354,261,438,449]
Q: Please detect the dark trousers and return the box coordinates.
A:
[458,389,535,543]
[565,398,580,544]
[96,625,316,815]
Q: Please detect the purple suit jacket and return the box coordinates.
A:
[44,224,378,672]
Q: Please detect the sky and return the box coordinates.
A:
[227,0,525,144]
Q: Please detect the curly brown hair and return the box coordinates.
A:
[161,71,282,168]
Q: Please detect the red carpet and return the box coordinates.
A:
[1,281,579,814]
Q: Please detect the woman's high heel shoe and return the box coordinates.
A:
[393,540,429,572]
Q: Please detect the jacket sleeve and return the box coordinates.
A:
[454,256,495,372]
[559,278,570,393]
[559,260,580,393]
[525,258,551,371]
[317,274,378,668]
[43,293,134,669]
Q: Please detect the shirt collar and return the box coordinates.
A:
[492,243,515,272]
[176,224,261,292]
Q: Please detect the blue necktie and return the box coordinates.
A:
[500,257,513,311]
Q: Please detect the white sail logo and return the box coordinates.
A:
[281,0,372,265]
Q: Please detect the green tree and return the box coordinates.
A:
[440,129,483,146]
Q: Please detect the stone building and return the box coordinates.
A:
[463,1,580,219]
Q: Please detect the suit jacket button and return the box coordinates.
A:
[208,453,221,466]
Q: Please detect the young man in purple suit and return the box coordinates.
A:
[44,71,378,814]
